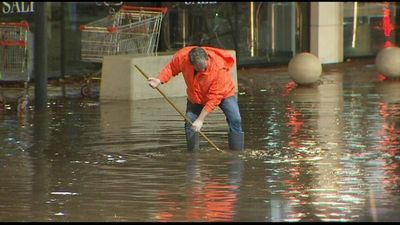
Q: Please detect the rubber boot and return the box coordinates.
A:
[228,132,244,151]
[186,131,200,151]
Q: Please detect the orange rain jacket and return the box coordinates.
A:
[157,46,236,113]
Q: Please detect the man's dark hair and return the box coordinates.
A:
[189,47,208,66]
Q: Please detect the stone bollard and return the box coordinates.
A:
[288,52,322,85]
[375,47,400,79]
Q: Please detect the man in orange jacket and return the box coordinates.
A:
[148,46,244,151]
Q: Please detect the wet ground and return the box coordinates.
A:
[0,59,399,222]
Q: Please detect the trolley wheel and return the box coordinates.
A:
[17,95,29,113]
[81,84,91,98]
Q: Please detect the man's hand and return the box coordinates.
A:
[191,108,209,132]
[191,119,204,132]
[148,77,161,89]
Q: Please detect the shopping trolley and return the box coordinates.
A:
[79,5,168,97]
[0,21,33,112]
[80,5,168,62]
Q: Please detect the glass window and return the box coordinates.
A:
[344,2,400,58]
[0,2,311,79]
[160,2,309,67]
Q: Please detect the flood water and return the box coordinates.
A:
[0,61,399,222]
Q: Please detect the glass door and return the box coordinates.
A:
[160,2,309,67]
[237,2,304,66]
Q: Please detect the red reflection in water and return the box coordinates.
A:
[376,73,387,82]
[377,102,399,147]
[282,81,306,149]
[377,102,400,193]
[157,191,176,222]
[282,81,297,97]
[202,183,237,221]
[286,105,304,148]
[156,180,238,221]
[281,165,310,221]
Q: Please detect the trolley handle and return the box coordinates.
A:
[0,21,29,28]
[0,41,26,47]
[120,5,168,14]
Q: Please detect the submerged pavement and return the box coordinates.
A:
[0,58,399,222]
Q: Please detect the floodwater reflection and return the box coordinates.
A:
[0,64,400,221]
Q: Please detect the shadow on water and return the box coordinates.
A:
[0,63,400,221]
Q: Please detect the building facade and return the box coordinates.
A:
[0,2,398,78]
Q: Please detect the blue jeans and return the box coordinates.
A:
[185,96,243,135]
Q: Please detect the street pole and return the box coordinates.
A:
[34,2,48,111]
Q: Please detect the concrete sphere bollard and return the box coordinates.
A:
[375,47,400,78]
[288,52,322,85]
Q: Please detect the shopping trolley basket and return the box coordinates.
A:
[0,21,31,82]
[0,21,32,112]
[80,5,168,63]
